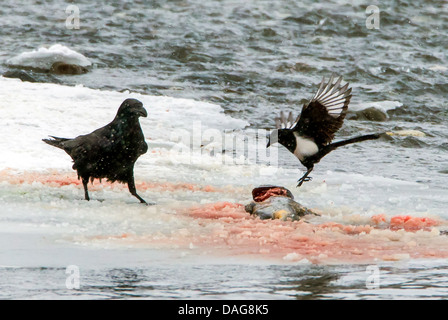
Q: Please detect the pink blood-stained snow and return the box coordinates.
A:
[389,215,439,231]
[0,169,83,187]
[0,169,220,193]
[178,202,448,264]
[3,169,448,265]
[188,202,247,219]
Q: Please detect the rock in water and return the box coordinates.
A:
[49,62,89,75]
[3,70,38,82]
[347,107,388,121]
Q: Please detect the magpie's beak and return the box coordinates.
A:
[267,130,277,148]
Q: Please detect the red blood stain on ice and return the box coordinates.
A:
[389,215,439,231]
[3,169,448,264]
[135,181,218,192]
[188,202,247,219]
[181,202,448,264]
[0,169,219,192]
[372,214,439,231]
[371,214,387,224]
[0,169,83,186]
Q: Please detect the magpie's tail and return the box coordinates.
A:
[322,133,381,155]
[42,136,71,150]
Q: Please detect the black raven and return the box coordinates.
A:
[43,98,150,204]
[267,74,380,187]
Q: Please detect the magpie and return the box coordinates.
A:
[43,98,150,204]
[267,74,380,187]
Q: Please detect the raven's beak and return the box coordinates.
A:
[139,107,148,118]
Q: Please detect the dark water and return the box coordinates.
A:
[1,0,447,123]
[1,0,448,300]
[3,262,448,299]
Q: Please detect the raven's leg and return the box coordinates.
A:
[297,167,313,187]
[82,177,90,201]
[127,178,148,204]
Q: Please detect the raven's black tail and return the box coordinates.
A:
[321,133,381,156]
[42,136,71,150]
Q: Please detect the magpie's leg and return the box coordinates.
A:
[297,167,313,187]
[127,178,148,205]
[82,177,90,201]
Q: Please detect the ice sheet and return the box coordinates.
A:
[1,75,447,266]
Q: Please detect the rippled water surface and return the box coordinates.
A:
[3,261,448,299]
[1,0,447,299]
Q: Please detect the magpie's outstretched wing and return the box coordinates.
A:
[291,74,352,146]
[274,110,297,129]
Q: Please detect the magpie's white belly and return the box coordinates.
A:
[293,133,319,161]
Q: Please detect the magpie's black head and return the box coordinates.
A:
[267,128,296,153]
[116,98,148,119]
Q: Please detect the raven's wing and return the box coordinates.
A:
[291,74,352,146]
[65,123,147,165]
[61,125,117,166]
